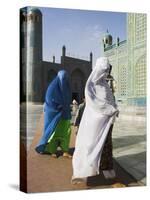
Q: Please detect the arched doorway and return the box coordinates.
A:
[71,69,85,103]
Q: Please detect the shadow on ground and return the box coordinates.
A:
[87,159,138,187]
[41,148,140,188]
[44,147,75,158]
[112,135,146,149]
[115,152,146,182]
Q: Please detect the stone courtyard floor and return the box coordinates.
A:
[113,118,146,185]
[20,103,146,193]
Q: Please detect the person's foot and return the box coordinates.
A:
[111,183,126,188]
[63,152,72,158]
[51,153,57,158]
[71,177,87,185]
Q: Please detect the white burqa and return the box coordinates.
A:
[72,57,118,179]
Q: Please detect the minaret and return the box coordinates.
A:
[53,55,55,63]
[21,7,43,102]
[116,37,120,46]
[62,45,66,57]
[27,7,42,63]
[89,52,93,70]
[61,45,66,66]
[90,52,93,67]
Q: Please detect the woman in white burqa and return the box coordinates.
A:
[72,57,119,184]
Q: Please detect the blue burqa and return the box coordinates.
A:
[35,70,71,153]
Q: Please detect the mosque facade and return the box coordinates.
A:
[20,7,92,103]
[103,13,147,106]
[20,7,147,106]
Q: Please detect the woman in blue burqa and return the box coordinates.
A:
[35,70,72,158]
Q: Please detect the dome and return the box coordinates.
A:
[20,7,28,15]
[103,30,113,46]
[21,7,42,16]
[28,7,42,16]
[103,34,112,42]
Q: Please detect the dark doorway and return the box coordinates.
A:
[71,69,85,103]
[72,92,79,103]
